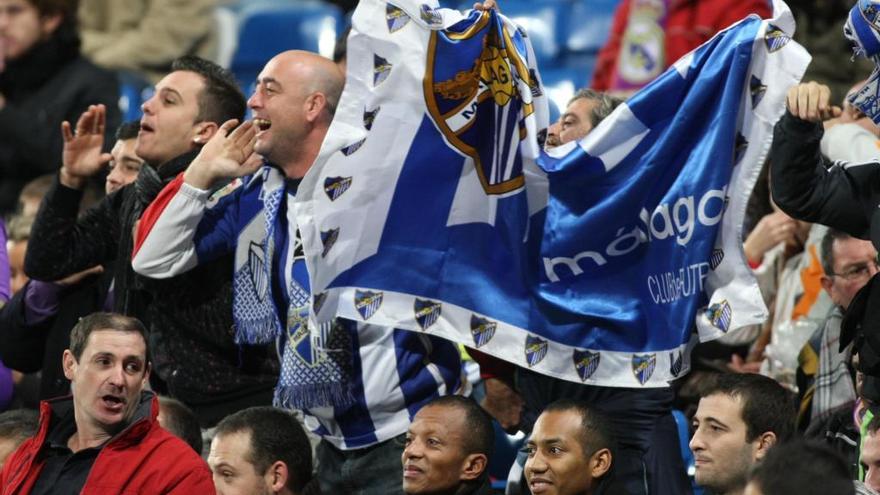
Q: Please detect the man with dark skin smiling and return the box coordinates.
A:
[0,312,213,494]
[524,399,615,495]
[402,396,494,495]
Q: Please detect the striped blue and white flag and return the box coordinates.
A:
[294,0,810,387]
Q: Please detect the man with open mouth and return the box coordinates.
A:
[0,312,213,494]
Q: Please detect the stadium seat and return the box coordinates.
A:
[565,0,618,54]
[230,1,343,89]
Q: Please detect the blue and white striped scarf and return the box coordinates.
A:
[232,165,354,409]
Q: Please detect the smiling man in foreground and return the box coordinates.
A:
[0,312,214,494]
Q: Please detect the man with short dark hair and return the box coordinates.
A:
[402,396,494,495]
[524,399,615,495]
[690,373,796,495]
[0,312,213,494]
[0,409,38,469]
[744,439,855,495]
[105,121,145,194]
[208,406,315,495]
[24,56,279,426]
[158,396,203,454]
[0,0,120,214]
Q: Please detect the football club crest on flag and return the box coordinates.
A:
[707,300,733,332]
[710,249,725,270]
[419,4,442,27]
[341,138,366,156]
[374,54,392,86]
[573,350,601,382]
[632,354,657,385]
[354,290,383,320]
[670,350,684,377]
[363,106,380,130]
[294,0,806,387]
[414,298,441,330]
[247,241,268,302]
[470,315,496,348]
[320,228,339,258]
[764,24,790,52]
[324,176,352,201]
[386,3,410,32]
[750,75,767,109]
[524,335,548,367]
[423,11,532,196]
[313,292,328,315]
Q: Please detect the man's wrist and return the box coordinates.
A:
[59,167,87,190]
[183,161,215,190]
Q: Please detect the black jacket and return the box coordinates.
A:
[769,112,878,246]
[0,272,113,401]
[0,22,119,214]
[25,152,278,426]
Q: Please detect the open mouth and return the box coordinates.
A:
[254,118,272,131]
[139,122,154,133]
[101,395,125,410]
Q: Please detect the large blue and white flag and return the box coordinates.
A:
[294,0,810,387]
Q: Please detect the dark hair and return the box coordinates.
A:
[170,56,246,126]
[0,409,39,444]
[702,373,796,443]
[748,439,854,495]
[29,0,78,19]
[115,121,141,142]
[158,396,203,454]
[423,395,495,460]
[214,407,313,492]
[867,413,880,436]
[569,89,624,128]
[69,313,149,362]
[542,399,617,460]
[821,228,854,276]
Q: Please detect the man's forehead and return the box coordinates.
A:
[696,393,744,421]
[412,405,464,434]
[156,70,205,95]
[531,409,582,442]
[82,329,146,355]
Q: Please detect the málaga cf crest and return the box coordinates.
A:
[423,11,535,196]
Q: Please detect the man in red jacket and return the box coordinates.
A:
[591,0,771,95]
[0,312,214,494]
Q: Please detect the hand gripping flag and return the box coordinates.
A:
[293,0,810,387]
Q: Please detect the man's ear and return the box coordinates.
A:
[820,275,834,296]
[460,453,488,481]
[62,350,77,380]
[589,448,612,479]
[266,460,289,493]
[193,121,220,145]
[304,93,328,124]
[142,362,152,387]
[753,432,777,461]
[39,13,63,38]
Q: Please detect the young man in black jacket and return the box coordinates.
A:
[24,56,278,426]
[0,0,119,214]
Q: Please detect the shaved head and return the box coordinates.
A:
[248,50,345,177]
